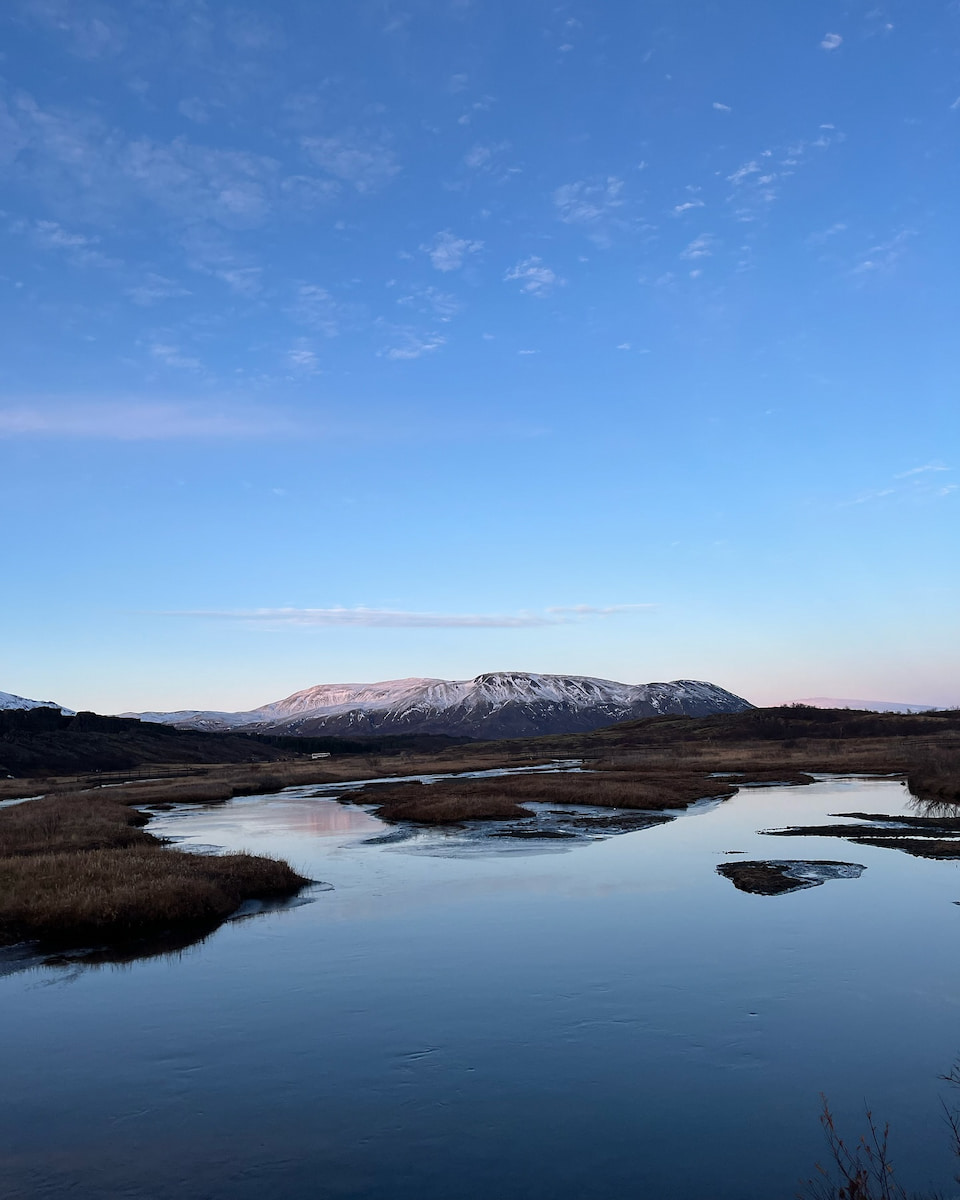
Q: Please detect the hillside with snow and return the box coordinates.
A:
[0,690,74,715]
[131,672,753,739]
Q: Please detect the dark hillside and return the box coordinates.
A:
[0,708,288,777]
[0,707,474,778]
[594,704,960,745]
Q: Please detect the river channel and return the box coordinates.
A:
[3,774,960,1198]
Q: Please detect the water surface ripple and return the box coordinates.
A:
[2,776,959,1199]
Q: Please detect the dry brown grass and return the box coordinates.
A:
[358,768,740,824]
[0,848,307,946]
[906,751,960,805]
[367,784,532,823]
[0,791,155,857]
[0,782,309,949]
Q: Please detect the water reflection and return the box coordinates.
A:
[3,777,960,1200]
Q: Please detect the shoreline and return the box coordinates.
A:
[3,705,958,956]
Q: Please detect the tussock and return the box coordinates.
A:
[0,784,309,949]
[360,769,739,824]
[0,848,307,946]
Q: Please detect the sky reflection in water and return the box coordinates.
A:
[2,777,960,1200]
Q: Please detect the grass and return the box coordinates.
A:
[906,751,960,805]
[0,791,153,857]
[0,786,309,950]
[357,768,741,824]
[3,704,959,946]
[0,848,306,947]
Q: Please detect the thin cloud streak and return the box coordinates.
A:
[0,401,300,439]
[164,605,656,629]
[0,400,553,443]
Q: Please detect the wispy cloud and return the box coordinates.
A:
[289,284,353,336]
[286,342,320,373]
[463,141,511,173]
[724,128,839,222]
[22,0,125,59]
[125,273,191,306]
[149,343,202,371]
[554,177,624,225]
[554,177,625,245]
[808,222,847,244]
[820,32,843,50]
[504,256,563,295]
[300,132,399,192]
[894,462,950,479]
[842,464,955,506]
[396,286,461,321]
[12,217,120,268]
[124,137,277,227]
[680,234,715,260]
[422,230,483,271]
[727,161,760,185]
[712,101,732,113]
[163,604,655,628]
[546,604,656,615]
[851,229,914,276]
[380,328,446,360]
[0,401,299,439]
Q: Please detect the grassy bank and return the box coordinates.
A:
[358,767,744,824]
[0,787,309,950]
[906,751,960,805]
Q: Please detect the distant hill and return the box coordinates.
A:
[0,706,475,778]
[0,689,74,715]
[791,697,945,714]
[127,672,754,740]
[0,707,290,777]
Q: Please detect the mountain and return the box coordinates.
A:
[0,689,74,715]
[792,697,944,714]
[130,672,753,740]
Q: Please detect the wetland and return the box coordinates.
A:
[3,769,960,1199]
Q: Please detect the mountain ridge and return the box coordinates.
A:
[128,671,753,740]
[0,690,74,715]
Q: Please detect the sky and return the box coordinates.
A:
[1,0,958,713]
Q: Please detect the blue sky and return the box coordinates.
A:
[2,0,958,713]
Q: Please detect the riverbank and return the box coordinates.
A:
[357,767,751,824]
[3,704,959,950]
[0,787,309,950]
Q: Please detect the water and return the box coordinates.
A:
[3,775,960,1199]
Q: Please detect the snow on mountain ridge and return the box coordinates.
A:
[131,672,752,738]
[0,690,74,715]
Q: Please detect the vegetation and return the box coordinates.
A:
[0,847,306,947]
[906,752,960,806]
[3,702,959,948]
[358,767,741,824]
[802,1064,960,1199]
[0,706,471,778]
[716,860,863,896]
[0,706,290,777]
[0,786,308,950]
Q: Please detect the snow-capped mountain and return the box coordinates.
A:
[130,672,753,740]
[0,690,74,715]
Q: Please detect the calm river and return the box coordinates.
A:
[3,775,960,1199]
